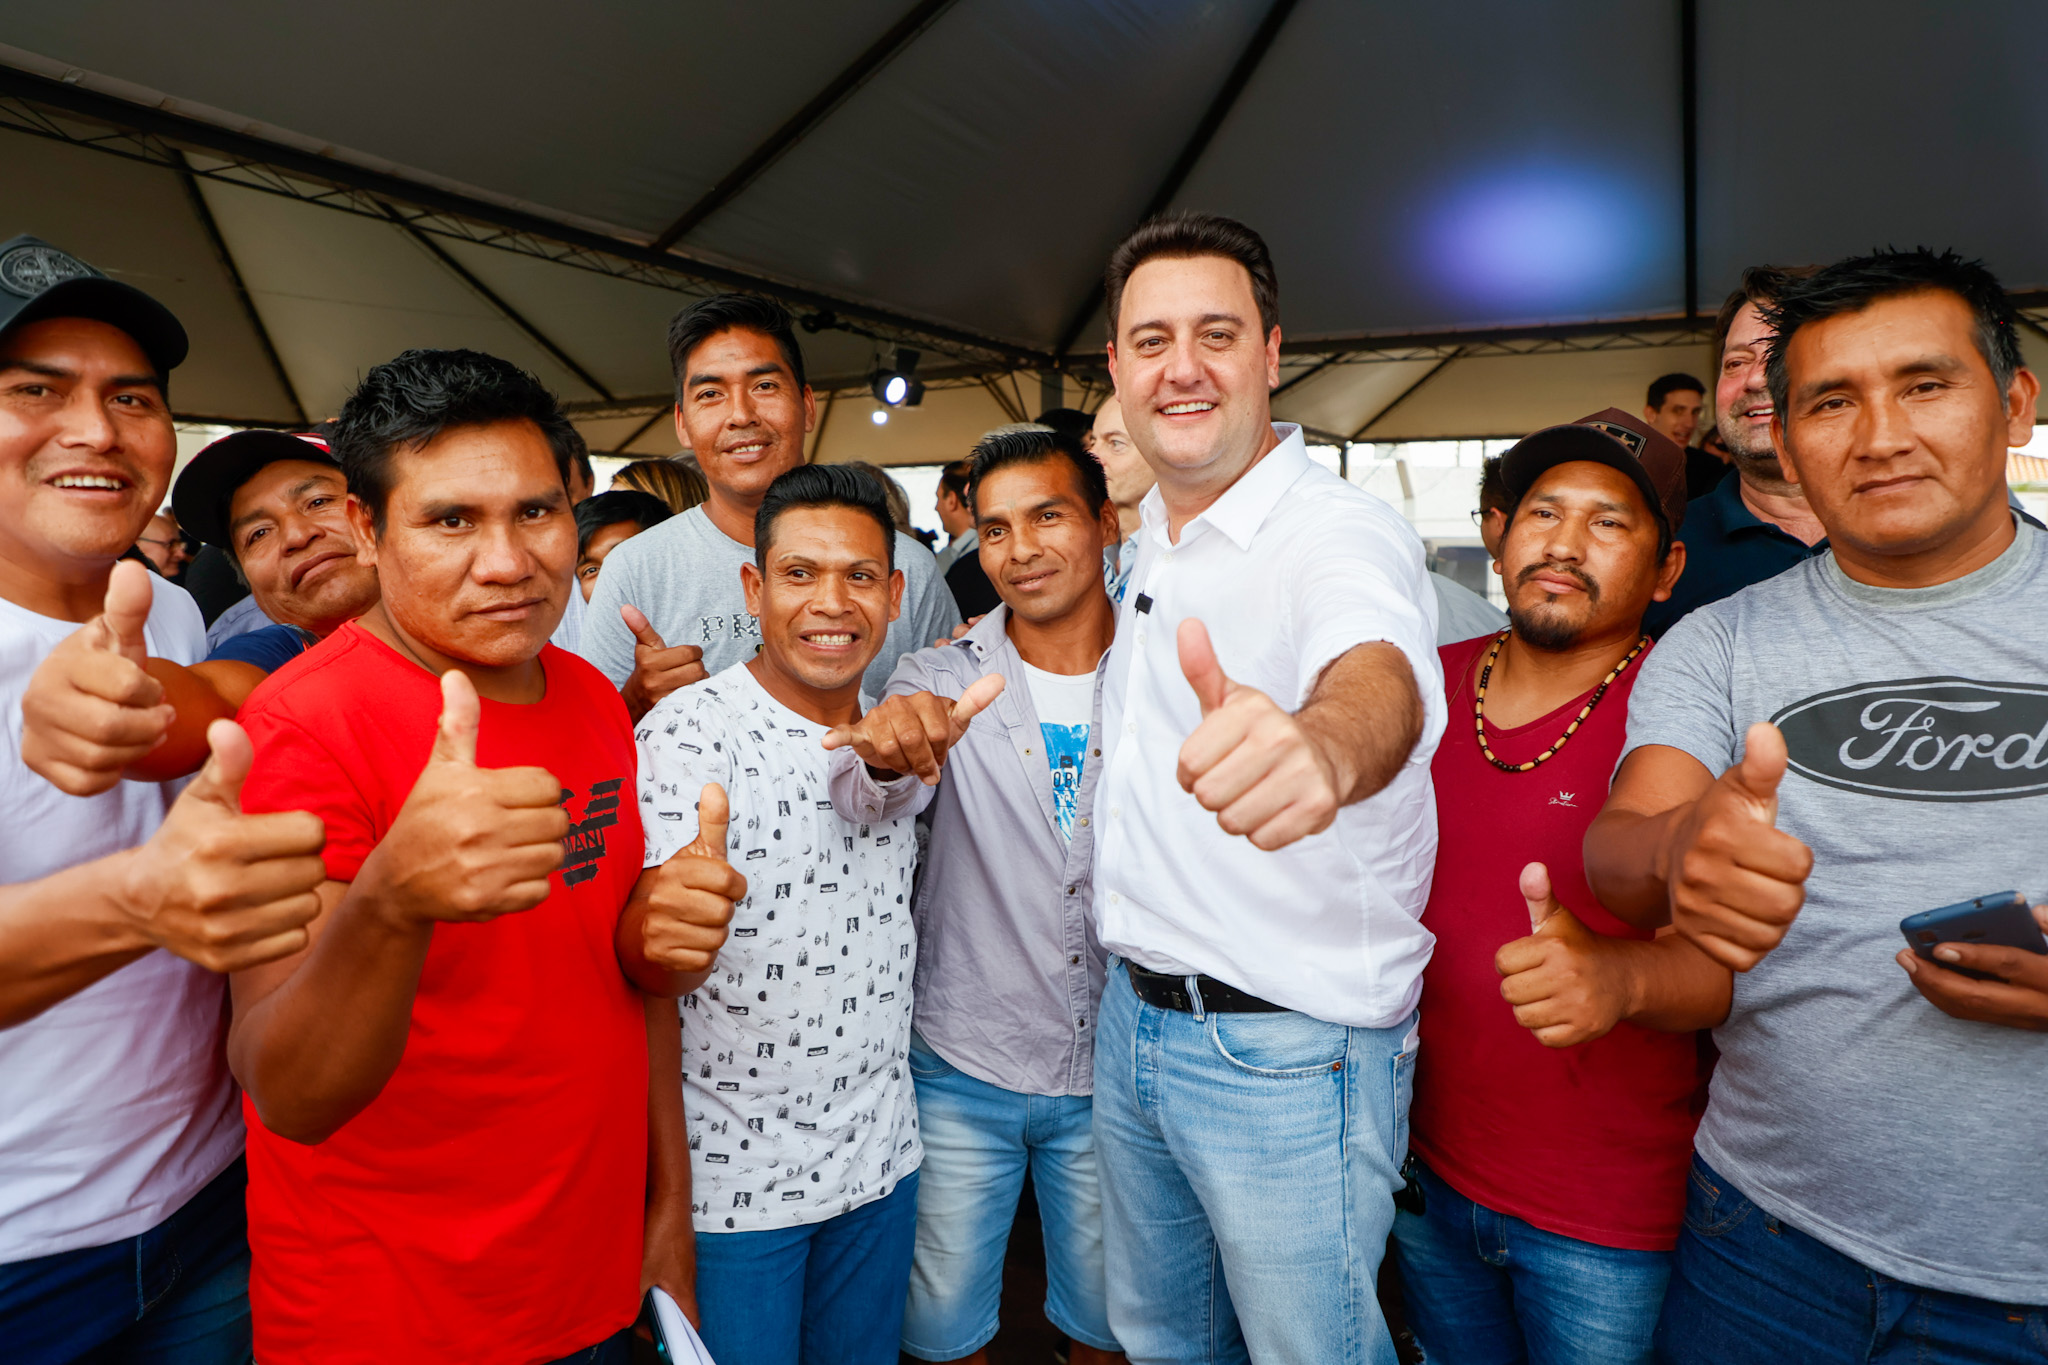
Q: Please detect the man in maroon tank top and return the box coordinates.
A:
[1393,410,1734,1365]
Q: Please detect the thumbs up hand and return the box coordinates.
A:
[368,671,571,925]
[1495,862,1634,1048]
[22,560,176,795]
[629,783,748,985]
[1659,722,1814,971]
[115,718,328,972]
[821,674,1005,784]
[619,604,707,722]
[1174,618,1342,851]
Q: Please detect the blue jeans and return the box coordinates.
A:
[693,1168,920,1365]
[0,1158,251,1365]
[1391,1156,1670,1365]
[900,1034,1119,1360]
[1656,1153,2048,1364]
[1093,960,1415,1365]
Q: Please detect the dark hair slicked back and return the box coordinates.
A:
[1646,372,1705,410]
[333,348,581,532]
[574,488,673,556]
[966,424,1109,517]
[1103,211,1279,343]
[754,464,896,573]
[1712,263,1822,369]
[667,293,807,404]
[1760,248,2024,417]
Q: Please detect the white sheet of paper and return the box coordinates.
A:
[650,1287,717,1364]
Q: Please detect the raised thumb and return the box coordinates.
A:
[99,559,155,661]
[949,672,1006,735]
[1177,618,1230,716]
[1729,721,1788,814]
[186,718,254,812]
[684,782,730,861]
[1520,861,1564,934]
[621,603,666,651]
[431,670,481,766]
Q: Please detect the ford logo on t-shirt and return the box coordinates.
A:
[1773,677,2048,802]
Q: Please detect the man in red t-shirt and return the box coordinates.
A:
[1394,410,1732,1365]
[227,349,748,1365]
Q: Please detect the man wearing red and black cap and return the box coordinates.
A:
[0,234,327,1362]
[1391,408,1732,1364]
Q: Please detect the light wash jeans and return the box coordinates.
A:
[1392,1157,1670,1364]
[1092,959,1417,1365]
[900,1034,1119,1360]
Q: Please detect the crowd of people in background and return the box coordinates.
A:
[1,206,2044,1365]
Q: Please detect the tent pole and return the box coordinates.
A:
[178,158,307,425]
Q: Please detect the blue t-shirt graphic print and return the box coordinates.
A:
[1040,722,1090,840]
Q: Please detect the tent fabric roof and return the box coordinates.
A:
[0,0,2043,463]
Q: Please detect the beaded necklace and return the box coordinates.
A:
[1472,627,1649,773]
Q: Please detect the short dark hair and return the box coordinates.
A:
[574,489,672,556]
[1761,248,2024,418]
[1104,211,1279,341]
[1646,372,1704,409]
[1477,455,1513,516]
[937,457,973,504]
[754,464,896,572]
[332,348,581,533]
[967,424,1109,516]
[667,293,807,403]
[1033,407,1095,445]
[1711,263,1821,366]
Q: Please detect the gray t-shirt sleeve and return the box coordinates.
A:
[1623,606,1741,775]
[578,536,643,687]
[906,542,963,644]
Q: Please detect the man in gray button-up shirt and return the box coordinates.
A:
[826,428,1125,1363]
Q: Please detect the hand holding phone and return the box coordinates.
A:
[1896,891,2048,1033]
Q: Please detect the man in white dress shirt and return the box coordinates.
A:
[1087,213,1446,1365]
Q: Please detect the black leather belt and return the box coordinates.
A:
[1124,961,1287,1013]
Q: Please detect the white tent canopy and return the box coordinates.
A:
[1,0,2043,465]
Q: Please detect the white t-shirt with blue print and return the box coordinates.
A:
[1022,661,1095,840]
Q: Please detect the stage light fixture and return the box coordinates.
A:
[869,348,925,408]
[871,410,889,426]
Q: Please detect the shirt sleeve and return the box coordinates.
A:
[206,624,310,671]
[1287,503,1444,726]
[578,539,641,687]
[826,747,937,824]
[904,540,964,643]
[239,707,379,883]
[1621,607,1740,775]
[635,698,738,869]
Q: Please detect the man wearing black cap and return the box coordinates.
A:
[0,235,327,1362]
[1394,409,1730,1365]
[22,428,384,791]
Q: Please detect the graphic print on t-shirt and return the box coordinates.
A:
[1041,722,1090,838]
[561,777,625,886]
[1772,676,2048,801]
[639,666,920,1233]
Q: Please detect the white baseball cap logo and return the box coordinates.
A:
[0,242,98,298]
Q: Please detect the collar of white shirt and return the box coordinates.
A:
[1137,422,1310,553]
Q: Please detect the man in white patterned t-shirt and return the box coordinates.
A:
[639,464,967,1365]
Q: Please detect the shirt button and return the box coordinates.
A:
[1136,629,1145,644]
[1077,1018,1088,1028]
[1070,954,1081,965]
[1109,893,1121,905]
[1078,816,1089,827]
[1125,720,1135,734]
[1112,806,1122,820]
[1067,885,1077,895]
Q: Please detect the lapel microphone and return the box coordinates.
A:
[1134,593,1153,615]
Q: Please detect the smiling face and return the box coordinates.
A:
[1502,460,1680,651]
[741,504,903,704]
[1773,289,2036,566]
[228,458,380,635]
[1715,302,1789,479]
[975,457,1116,627]
[346,419,575,670]
[1107,254,1281,508]
[673,327,816,520]
[0,317,174,599]
[1647,388,1703,447]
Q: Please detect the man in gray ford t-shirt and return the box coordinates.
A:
[1587,249,2048,1363]
[579,294,959,718]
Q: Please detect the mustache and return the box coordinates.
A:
[1514,560,1600,601]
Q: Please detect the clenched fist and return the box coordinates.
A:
[634,782,747,977]
[117,718,328,972]
[369,671,570,925]
[1660,723,1814,971]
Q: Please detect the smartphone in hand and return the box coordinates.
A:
[1900,891,2048,982]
